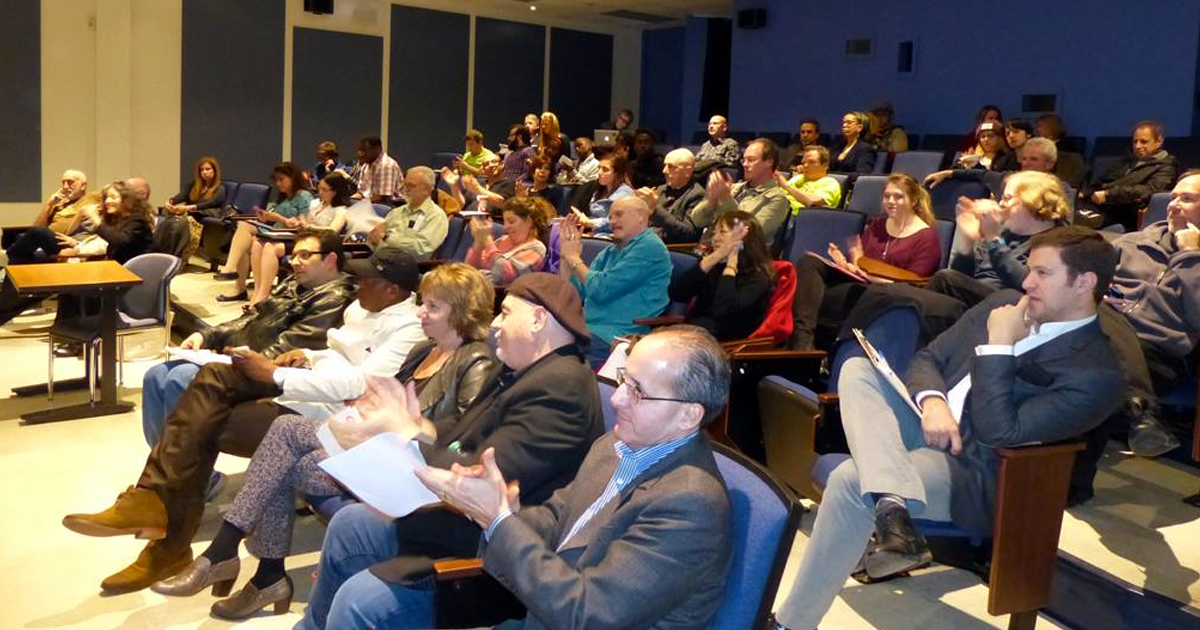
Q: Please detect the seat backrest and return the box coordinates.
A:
[710,442,801,630]
[758,131,790,146]
[934,219,956,269]
[784,208,868,263]
[1144,192,1171,226]
[1089,155,1125,186]
[871,150,890,174]
[1092,136,1130,158]
[119,253,182,322]
[435,214,467,259]
[1060,136,1088,155]
[919,134,963,153]
[372,203,391,218]
[232,182,271,212]
[827,173,849,208]
[690,130,708,145]
[448,216,502,261]
[598,378,617,432]
[545,185,576,216]
[891,151,946,181]
[664,250,701,315]
[431,152,460,170]
[828,304,922,393]
[221,180,239,204]
[748,260,797,345]
[729,131,755,146]
[580,236,611,265]
[929,178,991,221]
[845,175,888,214]
[1055,151,1088,189]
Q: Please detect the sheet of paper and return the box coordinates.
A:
[597,340,631,381]
[317,432,439,519]
[852,328,923,419]
[166,346,232,366]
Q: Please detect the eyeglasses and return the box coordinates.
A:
[290,249,326,262]
[615,367,692,406]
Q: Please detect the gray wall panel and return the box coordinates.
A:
[389,5,469,169]
[0,0,41,201]
[473,18,545,150]
[549,28,612,140]
[292,28,382,173]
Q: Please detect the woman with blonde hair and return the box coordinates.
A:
[789,172,941,349]
[151,262,496,619]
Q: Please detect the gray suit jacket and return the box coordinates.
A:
[905,290,1124,534]
[483,433,732,630]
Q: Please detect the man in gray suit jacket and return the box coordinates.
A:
[419,326,734,630]
[774,226,1125,630]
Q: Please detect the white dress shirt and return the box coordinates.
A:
[272,295,426,419]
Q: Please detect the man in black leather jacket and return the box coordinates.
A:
[1082,121,1178,232]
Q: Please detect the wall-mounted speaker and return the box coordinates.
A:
[736,8,766,29]
[304,0,334,15]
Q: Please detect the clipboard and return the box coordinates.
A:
[852,328,922,419]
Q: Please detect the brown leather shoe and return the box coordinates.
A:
[63,486,167,540]
[100,541,194,594]
[210,575,293,620]
[151,555,241,597]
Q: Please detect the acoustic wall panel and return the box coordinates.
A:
[0,0,41,201]
[473,18,545,150]
[181,0,285,185]
[389,5,469,169]
[640,27,685,145]
[293,28,382,171]
[549,28,613,140]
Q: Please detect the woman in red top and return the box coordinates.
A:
[790,173,940,349]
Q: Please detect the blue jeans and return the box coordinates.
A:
[141,360,201,446]
[295,503,435,630]
[584,335,612,370]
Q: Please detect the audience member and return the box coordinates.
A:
[605,107,634,132]
[926,137,1059,198]
[296,271,603,630]
[869,101,909,152]
[352,136,404,205]
[62,229,355,594]
[1082,120,1178,231]
[957,104,1004,152]
[312,141,345,182]
[1035,113,1067,147]
[537,111,571,165]
[368,166,449,261]
[670,211,776,340]
[38,169,96,234]
[830,111,877,174]
[445,153,515,217]
[520,155,554,202]
[776,146,843,213]
[559,196,672,367]
[956,121,1011,171]
[693,138,791,243]
[154,157,226,262]
[773,227,1124,630]
[844,171,1070,342]
[569,136,600,183]
[523,113,541,145]
[466,196,550,283]
[637,147,707,243]
[455,129,497,177]
[630,128,666,188]
[502,124,535,183]
[780,118,823,171]
[1004,119,1033,156]
[790,173,940,349]
[149,262,489,620]
[695,115,742,169]
[8,179,153,265]
[577,153,634,233]
[417,325,733,630]
[215,162,313,302]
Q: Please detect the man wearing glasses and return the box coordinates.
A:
[368,166,449,261]
[63,229,359,594]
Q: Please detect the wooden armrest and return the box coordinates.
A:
[229,214,259,221]
[666,242,698,253]
[632,315,686,327]
[729,348,827,361]
[858,257,927,283]
[817,392,839,405]
[55,252,106,262]
[434,558,485,581]
[997,442,1084,459]
[721,337,776,354]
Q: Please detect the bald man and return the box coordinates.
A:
[559,195,673,367]
[35,170,100,235]
[695,115,741,169]
[636,148,707,243]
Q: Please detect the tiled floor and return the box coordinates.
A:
[0,271,1195,629]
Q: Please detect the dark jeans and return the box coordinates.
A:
[6,227,62,264]
[792,256,869,350]
[135,362,284,551]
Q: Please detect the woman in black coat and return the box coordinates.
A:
[830,111,878,174]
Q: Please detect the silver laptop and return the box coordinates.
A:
[593,129,618,148]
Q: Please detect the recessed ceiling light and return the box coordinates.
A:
[530,5,537,10]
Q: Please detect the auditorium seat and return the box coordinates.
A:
[1142,191,1171,227]
[929,178,991,221]
[431,152,460,170]
[1061,136,1088,155]
[1056,152,1089,189]
[726,130,753,145]
[1091,136,1130,158]
[871,151,890,174]
[934,219,956,269]
[892,151,947,181]
[1089,155,1125,186]
[828,173,850,207]
[759,131,791,146]
[845,175,888,215]
[1166,137,1200,170]
[782,208,868,264]
[691,130,709,144]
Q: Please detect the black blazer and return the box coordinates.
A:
[830,137,877,174]
[1091,152,1179,208]
[905,290,1124,534]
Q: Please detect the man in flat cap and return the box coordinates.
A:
[296,272,604,630]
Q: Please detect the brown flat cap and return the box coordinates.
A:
[506,272,590,345]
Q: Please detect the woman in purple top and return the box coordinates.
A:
[789,173,940,349]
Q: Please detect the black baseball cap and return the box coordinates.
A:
[346,247,420,292]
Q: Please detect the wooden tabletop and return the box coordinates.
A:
[7,260,143,294]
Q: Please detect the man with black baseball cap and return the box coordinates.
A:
[63,248,427,595]
[297,272,605,630]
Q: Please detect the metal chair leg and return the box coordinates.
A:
[47,335,54,402]
[88,339,98,405]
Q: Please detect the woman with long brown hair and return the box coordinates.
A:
[155,156,226,261]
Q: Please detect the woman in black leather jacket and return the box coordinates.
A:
[148,263,497,618]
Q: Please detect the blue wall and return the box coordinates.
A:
[181,0,285,185]
[729,0,1200,140]
[640,27,685,145]
[293,28,382,171]
[389,5,469,169]
[0,0,40,201]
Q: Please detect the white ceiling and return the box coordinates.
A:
[489,0,733,26]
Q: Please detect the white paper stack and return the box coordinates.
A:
[318,432,439,519]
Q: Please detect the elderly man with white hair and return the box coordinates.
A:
[368,165,448,261]
[559,195,673,367]
[636,148,707,243]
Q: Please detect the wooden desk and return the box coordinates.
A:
[7,261,144,424]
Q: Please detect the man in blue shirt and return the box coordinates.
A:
[558,196,672,367]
